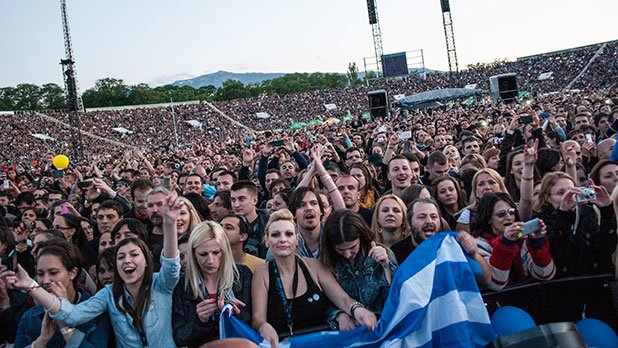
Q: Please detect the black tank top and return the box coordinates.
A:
[266,258,332,336]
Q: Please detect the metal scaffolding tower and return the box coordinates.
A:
[440,0,459,73]
[59,0,85,160]
[367,0,384,77]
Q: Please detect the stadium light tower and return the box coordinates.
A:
[59,0,85,160]
[440,0,459,73]
[367,0,384,77]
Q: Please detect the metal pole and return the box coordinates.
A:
[170,97,179,147]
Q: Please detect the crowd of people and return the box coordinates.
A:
[0,39,617,347]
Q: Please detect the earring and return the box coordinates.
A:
[378,228,383,234]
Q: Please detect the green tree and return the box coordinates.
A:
[40,83,67,110]
[0,87,16,111]
[215,80,251,101]
[128,83,161,105]
[82,78,128,107]
[14,83,42,110]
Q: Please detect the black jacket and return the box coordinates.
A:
[535,204,617,277]
[172,265,253,348]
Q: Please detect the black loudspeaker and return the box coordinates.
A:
[368,90,388,119]
[490,74,518,103]
[367,0,377,25]
[498,76,518,100]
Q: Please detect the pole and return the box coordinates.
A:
[170,97,179,147]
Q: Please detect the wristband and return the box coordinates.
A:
[328,188,338,194]
[60,327,75,335]
[25,280,40,294]
[348,301,362,317]
[521,175,534,181]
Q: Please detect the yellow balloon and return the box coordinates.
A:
[53,155,70,170]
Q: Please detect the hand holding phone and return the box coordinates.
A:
[518,218,541,238]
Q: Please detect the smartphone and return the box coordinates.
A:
[520,115,533,124]
[52,169,64,179]
[585,134,594,143]
[270,140,284,147]
[540,112,550,119]
[399,131,412,140]
[519,218,541,237]
[77,181,92,189]
[161,177,171,190]
[0,249,17,272]
[378,126,387,133]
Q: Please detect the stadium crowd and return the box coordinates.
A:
[0,40,617,347]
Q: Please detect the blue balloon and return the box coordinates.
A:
[576,318,618,348]
[491,306,536,337]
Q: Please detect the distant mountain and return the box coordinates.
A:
[172,67,442,89]
[172,71,286,88]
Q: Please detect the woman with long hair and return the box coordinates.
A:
[432,176,467,230]
[172,221,252,347]
[349,163,380,209]
[371,195,410,247]
[534,172,616,277]
[175,196,203,237]
[321,210,397,330]
[252,209,377,346]
[456,168,509,233]
[13,240,109,347]
[471,193,555,290]
[2,192,182,347]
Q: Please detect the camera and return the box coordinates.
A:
[577,188,596,202]
[77,181,92,189]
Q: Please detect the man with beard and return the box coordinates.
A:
[209,191,233,221]
[288,186,324,258]
[146,186,169,254]
[391,198,491,284]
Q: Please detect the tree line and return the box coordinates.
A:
[0,72,350,111]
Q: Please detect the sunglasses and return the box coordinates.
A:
[494,208,516,218]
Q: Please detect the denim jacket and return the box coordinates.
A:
[15,289,110,348]
[51,252,180,348]
[334,254,397,313]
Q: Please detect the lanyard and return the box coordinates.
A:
[272,259,299,336]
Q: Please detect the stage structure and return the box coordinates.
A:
[59,0,85,160]
[440,0,459,73]
[366,0,384,77]
[363,50,426,82]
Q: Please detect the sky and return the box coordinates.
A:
[1,0,616,90]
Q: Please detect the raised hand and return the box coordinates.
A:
[242,147,255,167]
[160,191,183,224]
[523,139,538,166]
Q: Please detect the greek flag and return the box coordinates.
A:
[220,232,495,347]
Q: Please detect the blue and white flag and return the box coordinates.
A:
[220,232,495,347]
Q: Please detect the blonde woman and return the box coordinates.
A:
[172,221,252,347]
[252,209,376,346]
[371,195,410,247]
[176,197,203,237]
[456,168,508,233]
[443,145,461,170]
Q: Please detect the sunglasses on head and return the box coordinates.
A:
[495,208,516,218]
